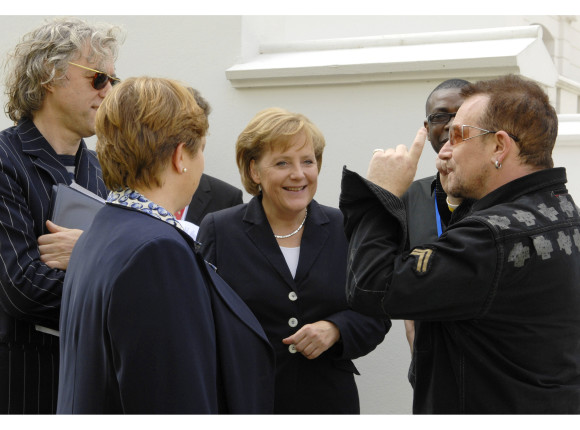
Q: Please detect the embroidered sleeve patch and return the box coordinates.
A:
[409,248,434,275]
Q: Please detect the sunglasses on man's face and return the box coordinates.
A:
[68,62,121,90]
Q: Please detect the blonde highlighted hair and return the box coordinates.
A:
[236,107,326,196]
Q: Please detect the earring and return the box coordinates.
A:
[182,167,187,173]
[494,160,501,169]
[258,184,262,192]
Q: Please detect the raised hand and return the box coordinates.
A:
[366,127,427,197]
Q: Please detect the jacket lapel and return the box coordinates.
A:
[294,200,329,284]
[176,227,272,345]
[19,119,70,186]
[74,146,108,199]
[243,197,296,289]
[201,258,271,344]
[185,174,211,224]
[19,119,107,199]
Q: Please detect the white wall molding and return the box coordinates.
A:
[226,25,558,88]
[557,114,580,146]
[558,76,580,95]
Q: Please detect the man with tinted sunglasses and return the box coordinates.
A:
[341,74,580,413]
[0,17,123,414]
[400,79,470,371]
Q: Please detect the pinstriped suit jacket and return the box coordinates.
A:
[0,118,107,414]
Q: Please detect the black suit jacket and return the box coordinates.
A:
[198,197,390,414]
[401,175,440,247]
[57,204,275,413]
[185,174,243,226]
[0,119,107,413]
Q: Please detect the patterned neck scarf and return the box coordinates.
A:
[107,188,183,231]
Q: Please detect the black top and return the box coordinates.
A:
[340,166,580,413]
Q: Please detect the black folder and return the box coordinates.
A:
[49,183,106,231]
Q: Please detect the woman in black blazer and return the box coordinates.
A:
[57,78,274,414]
[198,108,390,414]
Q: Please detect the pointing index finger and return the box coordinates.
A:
[409,127,427,163]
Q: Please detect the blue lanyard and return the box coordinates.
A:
[434,193,443,237]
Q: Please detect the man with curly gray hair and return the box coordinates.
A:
[0,17,123,414]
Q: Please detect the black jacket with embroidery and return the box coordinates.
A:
[339,166,580,414]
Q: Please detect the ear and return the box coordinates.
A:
[423,119,432,142]
[43,82,55,94]
[171,142,186,173]
[491,131,514,166]
[249,159,261,184]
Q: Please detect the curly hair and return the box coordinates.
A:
[462,74,557,169]
[236,107,326,196]
[4,17,123,122]
[96,77,209,191]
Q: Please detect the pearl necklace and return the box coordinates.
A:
[274,209,308,239]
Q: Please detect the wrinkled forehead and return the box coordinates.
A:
[453,94,489,125]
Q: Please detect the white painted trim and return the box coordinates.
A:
[227,25,558,88]
[259,26,546,53]
[557,76,580,96]
[557,114,580,146]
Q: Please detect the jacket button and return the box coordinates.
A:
[288,317,298,327]
[288,344,297,353]
[288,291,298,301]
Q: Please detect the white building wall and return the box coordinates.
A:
[1,15,579,414]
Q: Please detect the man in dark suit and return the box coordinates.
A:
[0,17,123,413]
[183,173,243,226]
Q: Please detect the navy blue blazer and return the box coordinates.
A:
[57,203,275,414]
[185,174,243,226]
[198,197,390,414]
[0,119,107,413]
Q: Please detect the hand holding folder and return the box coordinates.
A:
[49,182,106,230]
[36,183,106,337]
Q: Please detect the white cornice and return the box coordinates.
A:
[227,25,558,88]
[557,76,580,96]
[557,114,580,146]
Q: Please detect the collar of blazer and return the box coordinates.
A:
[243,196,331,285]
[186,174,211,223]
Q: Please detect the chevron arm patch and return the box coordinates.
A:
[409,248,434,275]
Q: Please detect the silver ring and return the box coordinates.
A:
[373,148,384,154]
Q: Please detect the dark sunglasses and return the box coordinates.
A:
[427,112,456,125]
[68,62,121,90]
